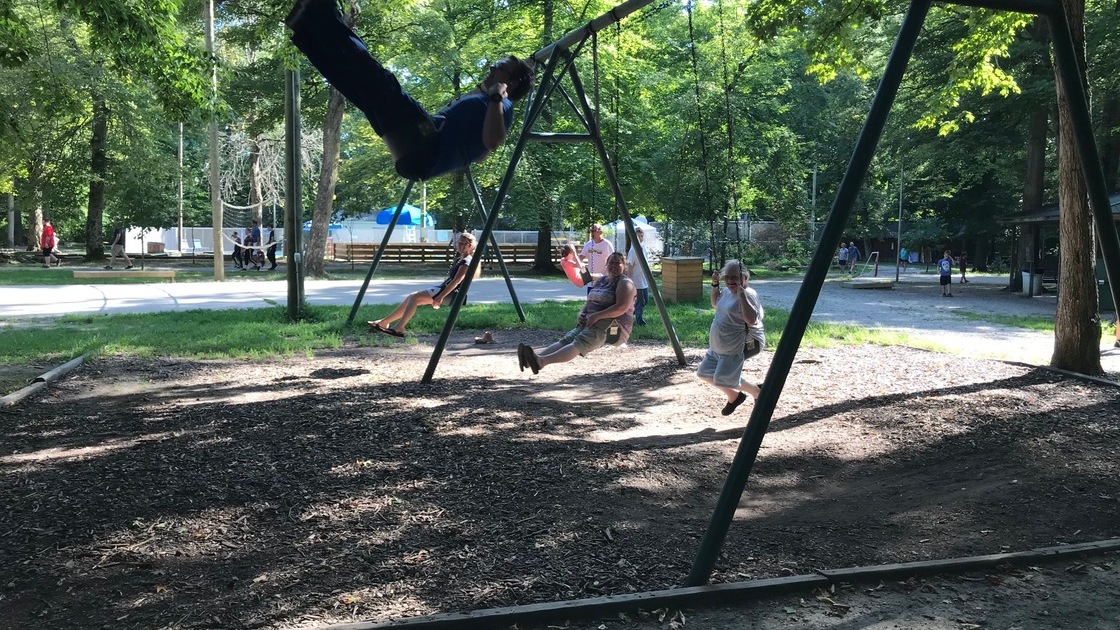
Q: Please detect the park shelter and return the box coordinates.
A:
[1002,191,1120,305]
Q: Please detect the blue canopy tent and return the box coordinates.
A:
[375,204,434,227]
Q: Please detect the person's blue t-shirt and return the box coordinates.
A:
[428,93,514,179]
[938,258,952,276]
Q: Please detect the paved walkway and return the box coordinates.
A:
[2,269,1117,375]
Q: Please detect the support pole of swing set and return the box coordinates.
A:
[531,0,657,64]
[284,68,305,319]
[566,59,687,366]
[421,51,569,383]
[687,0,933,586]
[205,0,224,282]
[345,181,416,325]
[465,169,526,322]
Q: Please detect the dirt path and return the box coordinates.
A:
[1,338,1118,629]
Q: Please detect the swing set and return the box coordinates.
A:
[279,0,1120,593]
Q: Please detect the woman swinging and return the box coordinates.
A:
[518,252,635,374]
[368,232,477,338]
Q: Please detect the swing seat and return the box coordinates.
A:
[561,256,591,288]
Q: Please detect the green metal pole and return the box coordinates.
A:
[284,68,303,320]
[1046,6,1120,322]
[345,182,416,325]
[567,62,687,366]
[686,0,933,586]
[422,50,572,383]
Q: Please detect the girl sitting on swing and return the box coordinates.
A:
[368,232,477,338]
[518,252,635,374]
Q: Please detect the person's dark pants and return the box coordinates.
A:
[634,288,649,324]
[267,245,277,269]
[232,246,242,267]
[242,247,254,268]
[289,0,437,180]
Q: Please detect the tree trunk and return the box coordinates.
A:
[6,193,14,247]
[1016,106,1049,291]
[1050,0,1102,374]
[306,87,346,278]
[533,0,556,272]
[248,137,264,224]
[85,95,109,260]
[29,186,44,253]
[305,4,356,277]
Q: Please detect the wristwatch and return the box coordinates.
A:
[489,92,504,103]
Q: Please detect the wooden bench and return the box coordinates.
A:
[333,242,546,264]
[73,269,177,282]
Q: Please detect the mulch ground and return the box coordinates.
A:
[1,335,1118,630]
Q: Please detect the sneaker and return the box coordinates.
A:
[104,265,112,270]
[125,265,134,270]
[947,293,953,297]
[721,391,748,416]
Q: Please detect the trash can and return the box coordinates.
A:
[1030,270,1043,296]
[1098,259,1114,311]
[1021,269,1031,294]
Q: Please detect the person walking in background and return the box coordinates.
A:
[104,226,134,270]
[939,250,954,297]
[847,242,861,273]
[265,226,278,271]
[249,220,264,270]
[899,246,909,272]
[959,250,970,283]
[697,260,764,415]
[837,243,848,271]
[580,224,614,293]
[627,227,651,326]
[240,228,254,270]
[40,220,60,268]
[231,232,243,269]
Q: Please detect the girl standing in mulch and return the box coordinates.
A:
[697,260,764,415]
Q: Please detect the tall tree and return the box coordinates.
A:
[1051,0,1101,373]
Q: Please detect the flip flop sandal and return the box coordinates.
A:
[370,323,405,338]
[516,344,527,372]
[525,346,542,375]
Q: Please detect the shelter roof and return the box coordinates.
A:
[1002,191,1120,225]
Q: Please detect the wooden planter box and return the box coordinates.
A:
[661,257,704,303]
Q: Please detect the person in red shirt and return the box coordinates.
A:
[40,221,60,267]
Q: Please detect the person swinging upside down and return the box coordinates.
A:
[286,0,535,181]
[368,232,478,338]
[518,252,635,374]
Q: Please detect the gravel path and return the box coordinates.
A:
[753,271,1119,375]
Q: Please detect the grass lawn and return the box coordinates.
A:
[0,298,942,394]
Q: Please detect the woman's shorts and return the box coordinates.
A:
[557,323,609,356]
[696,348,746,389]
[939,275,951,286]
